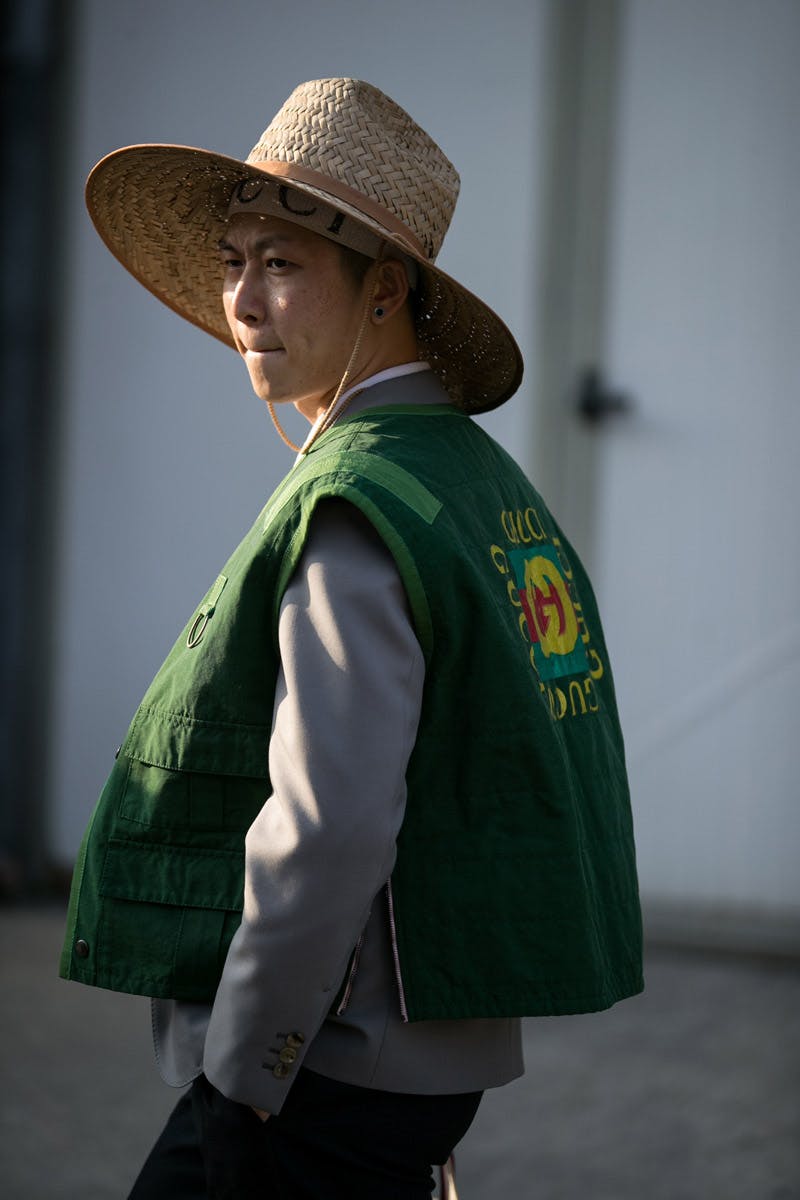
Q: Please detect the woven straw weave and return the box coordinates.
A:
[248,79,458,260]
[85,78,522,412]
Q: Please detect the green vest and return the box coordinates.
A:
[60,403,643,1020]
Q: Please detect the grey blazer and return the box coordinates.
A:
[153,371,523,1115]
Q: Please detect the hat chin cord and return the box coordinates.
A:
[267,246,386,456]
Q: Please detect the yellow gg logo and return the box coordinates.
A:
[522,555,580,659]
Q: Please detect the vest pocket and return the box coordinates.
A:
[101,839,244,910]
[96,838,244,1000]
[117,760,265,836]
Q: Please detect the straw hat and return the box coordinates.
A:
[85,77,523,412]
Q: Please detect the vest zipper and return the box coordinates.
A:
[186,574,228,648]
[335,930,365,1016]
[385,879,409,1023]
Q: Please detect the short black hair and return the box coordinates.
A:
[337,242,374,288]
[336,243,418,323]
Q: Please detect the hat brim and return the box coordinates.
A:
[86,143,523,413]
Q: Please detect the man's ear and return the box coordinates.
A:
[370,259,410,320]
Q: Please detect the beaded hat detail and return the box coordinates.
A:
[85,78,523,412]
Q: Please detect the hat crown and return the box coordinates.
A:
[246,78,459,261]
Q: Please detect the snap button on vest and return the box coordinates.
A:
[75,939,90,958]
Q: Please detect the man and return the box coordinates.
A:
[60,79,643,1198]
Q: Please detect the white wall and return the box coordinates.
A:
[593,0,800,919]
[49,0,547,859]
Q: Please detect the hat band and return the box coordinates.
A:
[226,174,384,260]
[242,158,428,259]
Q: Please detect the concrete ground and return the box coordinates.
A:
[1,907,798,1199]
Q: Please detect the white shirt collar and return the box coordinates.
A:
[298,361,431,457]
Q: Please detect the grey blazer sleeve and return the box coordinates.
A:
[202,499,425,1114]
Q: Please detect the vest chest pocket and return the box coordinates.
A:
[187,574,228,647]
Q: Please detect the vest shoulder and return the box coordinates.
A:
[305,409,531,491]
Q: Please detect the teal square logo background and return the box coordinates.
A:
[508,546,590,681]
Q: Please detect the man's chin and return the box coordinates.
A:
[247,372,290,405]
[255,389,293,405]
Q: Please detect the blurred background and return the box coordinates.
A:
[1,0,798,1196]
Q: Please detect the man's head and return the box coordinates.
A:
[220,212,418,421]
[85,78,523,412]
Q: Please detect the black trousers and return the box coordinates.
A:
[127,1070,482,1199]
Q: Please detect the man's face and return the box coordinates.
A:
[220,213,368,420]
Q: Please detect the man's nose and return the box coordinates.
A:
[231,262,265,324]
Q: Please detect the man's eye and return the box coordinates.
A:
[267,258,291,270]
[221,256,243,269]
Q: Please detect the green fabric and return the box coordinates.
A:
[60,406,642,1017]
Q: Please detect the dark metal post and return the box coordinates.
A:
[0,0,72,895]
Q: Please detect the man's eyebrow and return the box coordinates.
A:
[217,233,297,253]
